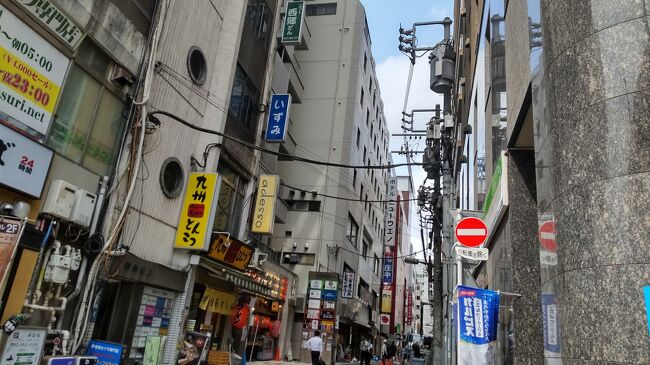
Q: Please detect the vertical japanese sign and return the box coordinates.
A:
[382,250,394,284]
[14,0,84,48]
[251,174,279,234]
[407,290,413,325]
[341,271,355,299]
[456,286,500,365]
[644,286,650,338]
[281,1,304,44]
[265,94,291,142]
[0,5,70,134]
[381,284,392,313]
[174,173,220,250]
[0,217,24,295]
[542,293,561,354]
[384,177,397,247]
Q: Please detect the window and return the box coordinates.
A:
[363,147,367,162]
[353,169,357,187]
[369,77,372,92]
[366,109,370,126]
[285,231,292,237]
[346,213,359,246]
[213,162,248,236]
[363,53,368,72]
[306,3,337,16]
[282,253,315,265]
[360,87,364,106]
[360,184,364,201]
[228,65,260,131]
[374,255,380,275]
[287,200,321,211]
[362,237,368,258]
[246,0,273,49]
[47,39,128,176]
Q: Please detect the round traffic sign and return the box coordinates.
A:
[538,221,556,251]
[455,217,488,247]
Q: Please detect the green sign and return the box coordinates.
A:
[282,1,304,44]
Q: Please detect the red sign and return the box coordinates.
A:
[407,291,413,325]
[455,217,488,247]
[538,221,556,251]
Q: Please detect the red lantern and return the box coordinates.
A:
[261,316,272,329]
[253,314,261,328]
[271,320,281,337]
[231,304,249,329]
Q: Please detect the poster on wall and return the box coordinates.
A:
[0,123,53,198]
[0,5,70,135]
[0,217,24,295]
[177,332,209,365]
[0,327,46,365]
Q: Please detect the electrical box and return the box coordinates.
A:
[42,180,77,220]
[45,252,72,284]
[70,189,96,227]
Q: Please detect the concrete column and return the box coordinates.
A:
[533,0,650,362]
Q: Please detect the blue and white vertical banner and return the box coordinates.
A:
[456,286,500,365]
[265,94,291,142]
[542,293,561,355]
[644,286,650,338]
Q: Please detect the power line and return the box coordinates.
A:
[148,110,425,170]
[281,181,418,204]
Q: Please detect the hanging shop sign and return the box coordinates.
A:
[310,280,323,289]
[281,1,304,44]
[207,234,254,271]
[14,0,84,48]
[264,95,291,142]
[0,5,70,135]
[383,251,394,284]
[542,293,561,354]
[341,271,354,299]
[324,280,337,290]
[384,177,398,247]
[380,314,390,326]
[86,340,123,365]
[308,299,320,309]
[381,285,392,313]
[322,290,337,300]
[0,217,24,294]
[174,172,220,250]
[0,327,46,365]
[251,174,279,234]
[199,287,236,315]
[456,286,500,365]
[306,309,320,320]
[407,290,413,325]
[481,152,509,246]
[309,289,322,299]
[323,301,335,310]
[0,123,53,197]
[321,310,335,320]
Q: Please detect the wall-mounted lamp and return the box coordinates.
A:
[292,242,298,250]
[304,242,310,250]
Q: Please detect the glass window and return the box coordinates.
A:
[228,65,260,131]
[47,41,127,176]
[352,169,357,187]
[213,162,248,236]
[246,0,273,50]
[306,3,337,16]
[364,54,368,72]
[346,213,359,246]
[360,87,364,106]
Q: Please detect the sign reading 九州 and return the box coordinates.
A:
[174,173,219,250]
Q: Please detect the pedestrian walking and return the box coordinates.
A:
[306,331,324,365]
[360,338,371,365]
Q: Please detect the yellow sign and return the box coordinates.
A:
[207,234,255,271]
[251,174,279,234]
[381,289,392,313]
[199,287,236,315]
[174,173,219,250]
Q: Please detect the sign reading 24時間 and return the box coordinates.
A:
[0,5,70,135]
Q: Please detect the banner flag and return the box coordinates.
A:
[456,285,500,365]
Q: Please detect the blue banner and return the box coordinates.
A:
[322,289,338,300]
[86,340,123,365]
[542,293,561,353]
[383,256,394,284]
[265,94,291,142]
[457,286,499,365]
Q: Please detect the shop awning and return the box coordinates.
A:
[199,258,278,300]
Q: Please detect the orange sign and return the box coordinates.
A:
[207,234,254,271]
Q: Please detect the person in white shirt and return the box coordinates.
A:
[306,330,324,365]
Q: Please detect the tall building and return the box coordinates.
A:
[452,0,650,363]
[269,0,394,360]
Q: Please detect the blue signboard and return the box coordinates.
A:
[265,94,291,141]
[48,357,75,365]
[382,256,394,284]
[457,286,499,344]
[86,340,123,365]
[322,289,338,300]
[542,293,561,353]
[643,286,650,336]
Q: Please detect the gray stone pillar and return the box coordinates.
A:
[534,0,650,362]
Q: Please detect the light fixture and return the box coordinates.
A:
[304,242,310,250]
[292,242,297,250]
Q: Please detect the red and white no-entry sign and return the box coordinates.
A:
[538,221,556,251]
[455,217,488,247]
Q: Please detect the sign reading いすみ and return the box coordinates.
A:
[265,95,291,142]
[174,173,220,250]
[0,5,70,135]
